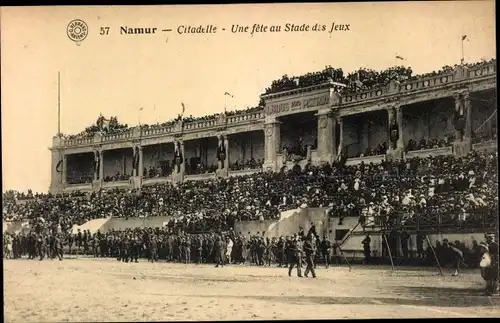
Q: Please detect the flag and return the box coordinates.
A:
[181,103,185,114]
[396,55,405,60]
[56,160,63,173]
[224,92,233,98]
[462,35,467,41]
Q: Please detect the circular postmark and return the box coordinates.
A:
[67,19,88,43]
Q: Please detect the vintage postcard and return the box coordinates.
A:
[2,2,498,321]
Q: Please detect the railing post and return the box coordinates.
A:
[437,212,441,234]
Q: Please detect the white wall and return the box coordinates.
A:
[184,138,218,168]
[343,112,387,157]
[280,114,317,151]
[402,99,455,145]
[102,149,133,178]
[67,153,94,180]
[142,144,175,169]
[228,131,265,164]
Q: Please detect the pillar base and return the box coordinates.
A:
[172,172,184,184]
[319,154,334,165]
[386,147,404,161]
[263,160,277,172]
[131,176,142,190]
[92,180,102,191]
[49,184,64,195]
[453,139,472,157]
[216,168,229,178]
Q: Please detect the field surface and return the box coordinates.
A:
[4,258,500,321]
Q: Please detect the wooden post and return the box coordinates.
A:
[425,235,443,276]
[337,244,352,272]
[383,233,395,271]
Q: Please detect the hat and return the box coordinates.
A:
[479,242,488,249]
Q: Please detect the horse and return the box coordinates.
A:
[479,251,499,295]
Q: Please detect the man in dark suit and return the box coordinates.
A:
[303,236,317,278]
[320,236,331,269]
[288,235,303,277]
[215,236,224,268]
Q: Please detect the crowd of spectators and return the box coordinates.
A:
[62,105,266,141]
[282,139,316,161]
[184,162,218,176]
[60,59,495,141]
[264,59,496,96]
[405,134,455,152]
[67,173,93,185]
[229,158,264,171]
[63,116,129,140]
[143,165,169,179]
[3,149,497,238]
[104,172,131,182]
[351,142,388,158]
[264,67,344,94]
[473,130,497,144]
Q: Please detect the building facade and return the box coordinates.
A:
[49,62,497,194]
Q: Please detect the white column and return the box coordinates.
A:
[93,150,98,181]
[99,150,104,180]
[138,146,144,178]
[263,119,281,171]
[453,91,472,141]
[224,135,229,169]
[62,153,67,184]
[388,105,404,151]
[316,109,336,163]
[180,141,185,174]
[337,117,344,155]
[452,90,472,157]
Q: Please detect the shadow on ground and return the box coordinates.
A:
[175,288,499,308]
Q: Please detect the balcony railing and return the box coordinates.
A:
[405,146,453,159]
[57,60,496,148]
[394,209,496,233]
[345,154,386,166]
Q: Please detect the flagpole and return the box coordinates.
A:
[461,38,464,65]
[58,71,61,136]
[57,71,63,187]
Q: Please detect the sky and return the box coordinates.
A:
[1,1,496,193]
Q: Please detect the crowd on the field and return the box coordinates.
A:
[4,219,498,294]
[2,224,493,272]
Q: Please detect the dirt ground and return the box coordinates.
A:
[3,258,500,322]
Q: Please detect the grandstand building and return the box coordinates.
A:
[49,61,497,195]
